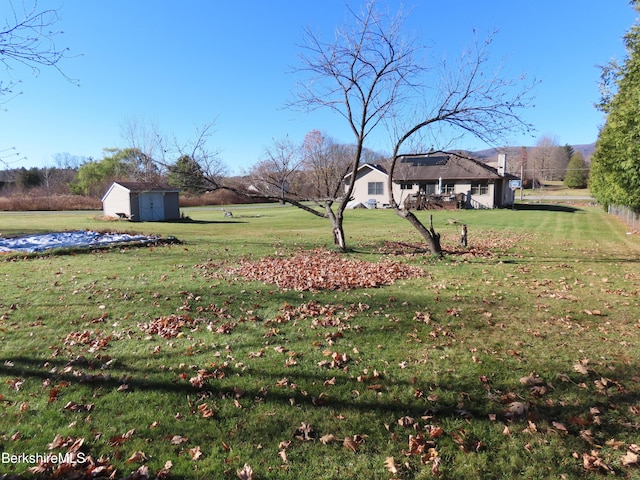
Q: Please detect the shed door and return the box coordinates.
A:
[139,193,164,221]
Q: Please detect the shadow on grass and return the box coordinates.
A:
[514,204,583,213]
[166,218,248,225]
[2,353,638,436]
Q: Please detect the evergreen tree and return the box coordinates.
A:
[590,2,640,210]
[564,152,587,188]
[167,155,206,193]
[16,167,43,188]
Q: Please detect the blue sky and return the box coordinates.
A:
[0,1,636,173]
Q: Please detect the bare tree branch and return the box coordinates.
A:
[1,1,76,167]
[1,1,76,88]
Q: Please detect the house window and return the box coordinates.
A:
[400,183,414,190]
[368,182,384,195]
[442,183,455,194]
[471,182,489,195]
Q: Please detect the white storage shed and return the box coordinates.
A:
[102,182,180,222]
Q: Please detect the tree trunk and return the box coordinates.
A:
[333,224,346,251]
[393,208,442,256]
[326,206,348,252]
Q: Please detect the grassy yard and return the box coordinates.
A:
[0,204,639,479]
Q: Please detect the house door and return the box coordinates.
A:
[419,183,437,195]
[139,193,164,221]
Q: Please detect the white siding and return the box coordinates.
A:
[349,167,390,205]
[102,183,132,218]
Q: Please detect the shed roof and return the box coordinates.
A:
[101,181,180,203]
[111,181,180,193]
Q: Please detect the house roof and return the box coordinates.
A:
[344,155,517,183]
[393,153,517,182]
[343,163,388,180]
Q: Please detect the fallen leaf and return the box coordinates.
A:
[384,456,398,474]
[170,435,188,445]
[505,401,528,419]
[127,451,148,463]
[237,463,254,480]
[397,416,416,428]
[293,422,314,441]
[320,434,339,444]
[278,449,287,463]
[583,450,611,472]
[343,436,359,453]
[552,422,568,433]
[519,373,544,386]
[621,450,639,466]
[573,362,589,375]
[189,446,203,461]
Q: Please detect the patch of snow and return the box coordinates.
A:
[0,230,157,253]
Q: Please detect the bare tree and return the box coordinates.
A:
[292,0,533,253]
[300,132,352,201]
[173,121,228,190]
[529,135,568,183]
[250,135,302,203]
[119,117,165,183]
[246,131,357,222]
[300,131,354,239]
[291,2,420,250]
[386,31,534,254]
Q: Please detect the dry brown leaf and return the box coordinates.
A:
[278,449,288,464]
[505,401,528,419]
[343,436,359,453]
[552,421,568,433]
[573,363,589,375]
[621,450,639,466]
[237,463,254,480]
[397,416,416,428]
[583,450,611,472]
[170,435,188,445]
[519,373,544,386]
[384,456,398,474]
[320,434,339,444]
[127,451,148,463]
[293,422,314,441]
[189,446,203,461]
[427,425,445,439]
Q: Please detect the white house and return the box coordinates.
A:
[344,153,518,209]
[102,182,181,221]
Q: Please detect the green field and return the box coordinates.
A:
[0,204,639,479]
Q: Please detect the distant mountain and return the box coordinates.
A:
[471,143,596,162]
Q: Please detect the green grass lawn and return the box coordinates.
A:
[0,205,639,479]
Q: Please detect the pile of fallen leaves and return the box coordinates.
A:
[222,249,425,291]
